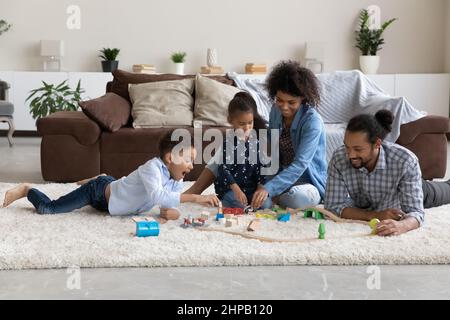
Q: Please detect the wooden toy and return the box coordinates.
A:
[200,212,210,221]
[318,223,326,239]
[246,219,261,232]
[225,219,236,228]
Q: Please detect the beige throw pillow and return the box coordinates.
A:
[129,79,195,128]
[194,74,241,127]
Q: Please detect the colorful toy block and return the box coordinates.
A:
[277,213,291,222]
[318,223,326,240]
[216,213,225,221]
[369,219,381,235]
[303,208,325,220]
[135,219,160,237]
[255,213,278,220]
[223,208,245,215]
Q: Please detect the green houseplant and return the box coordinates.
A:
[99,47,120,72]
[0,19,11,36]
[26,80,84,120]
[171,52,187,75]
[355,9,397,74]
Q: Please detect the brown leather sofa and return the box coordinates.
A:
[37,71,450,182]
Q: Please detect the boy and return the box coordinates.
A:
[2,131,219,221]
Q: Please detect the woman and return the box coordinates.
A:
[186,60,327,210]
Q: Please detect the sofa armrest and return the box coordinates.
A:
[37,111,101,145]
[397,115,450,146]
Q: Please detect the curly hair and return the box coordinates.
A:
[266,60,321,107]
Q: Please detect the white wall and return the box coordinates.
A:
[0,0,447,74]
[446,0,450,72]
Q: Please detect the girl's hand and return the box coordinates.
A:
[251,187,269,209]
[233,188,248,207]
[196,194,220,207]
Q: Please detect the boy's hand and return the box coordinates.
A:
[196,194,220,207]
[231,184,248,206]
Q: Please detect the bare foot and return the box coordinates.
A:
[76,174,107,186]
[2,183,31,208]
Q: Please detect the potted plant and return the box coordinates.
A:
[0,19,11,36]
[355,9,397,74]
[99,47,120,72]
[171,52,187,75]
[26,80,84,120]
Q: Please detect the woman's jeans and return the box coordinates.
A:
[27,176,115,214]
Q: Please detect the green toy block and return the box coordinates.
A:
[318,223,326,240]
[303,208,324,220]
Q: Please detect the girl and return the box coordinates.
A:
[188,61,327,211]
[214,92,271,209]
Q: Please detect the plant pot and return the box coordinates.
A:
[101,60,119,73]
[359,56,380,74]
[174,63,185,75]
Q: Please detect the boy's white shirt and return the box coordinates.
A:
[108,157,183,216]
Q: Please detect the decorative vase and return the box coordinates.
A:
[207,48,218,67]
[175,63,185,75]
[101,60,119,73]
[359,56,380,74]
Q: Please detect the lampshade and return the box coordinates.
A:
[305,42,324,60]
[40,40,64,57]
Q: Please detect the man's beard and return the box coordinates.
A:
[349,157,367,169]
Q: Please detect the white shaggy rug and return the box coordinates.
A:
[1,182,450,270]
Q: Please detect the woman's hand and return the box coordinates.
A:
[251,187,269,209]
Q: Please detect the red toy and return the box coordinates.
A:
[223,208,245,215]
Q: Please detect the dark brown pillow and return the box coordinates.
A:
[79,92,131,132]
[109,69,235,102]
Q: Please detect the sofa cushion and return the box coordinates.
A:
[79,93,131,132]
[37,111,101,146]
[129,79,195,128]
[109,69,235,102]
[194,74,241,127]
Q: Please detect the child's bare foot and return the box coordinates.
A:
[2,183,31,208]
[76,174,107,185]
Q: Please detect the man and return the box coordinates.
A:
[325,110,450,236]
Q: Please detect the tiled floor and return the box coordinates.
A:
[1,137,450,300]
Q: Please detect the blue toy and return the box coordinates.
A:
[136,220,160,237]
[277,213,291,222]
[216,213,225,221]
